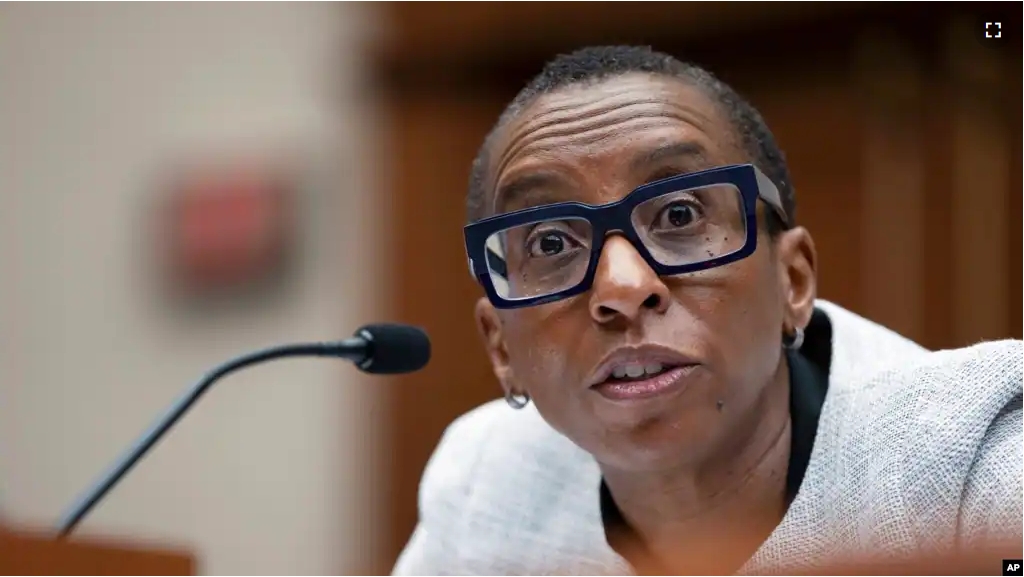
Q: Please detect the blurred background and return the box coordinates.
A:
[0,2,1019,575]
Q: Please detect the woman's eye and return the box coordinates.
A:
[657,202,701,228]
[527,231,576,257]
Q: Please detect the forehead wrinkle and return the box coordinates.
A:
[509,93,715,155]
[529,76,720,134]
[508,113,691,169]
[494,101,715,186]
[499,100,664,169]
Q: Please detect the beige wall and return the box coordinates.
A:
[0,3,385,574]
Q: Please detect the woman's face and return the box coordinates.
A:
[475,73,816,473]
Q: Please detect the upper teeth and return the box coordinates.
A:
[612,362,664,379]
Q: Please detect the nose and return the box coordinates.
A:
[589,236,671,325]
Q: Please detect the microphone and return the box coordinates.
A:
[55,323,430,538]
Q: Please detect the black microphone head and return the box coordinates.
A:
[355,323,431,374]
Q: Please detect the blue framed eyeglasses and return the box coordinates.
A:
[464,163,788,309]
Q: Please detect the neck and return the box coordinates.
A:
[601,358,793,572]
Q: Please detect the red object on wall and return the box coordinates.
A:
[163,166,295,298]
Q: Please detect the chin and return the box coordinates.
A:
[585,404,724,473]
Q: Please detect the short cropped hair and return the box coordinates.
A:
[466,45,795,235]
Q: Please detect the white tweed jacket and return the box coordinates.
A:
[394,301,1023,575]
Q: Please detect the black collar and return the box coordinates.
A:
[600,308,833,569]
[784,308,831,500]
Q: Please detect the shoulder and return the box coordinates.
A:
[917,341,1024,546]
[415,399,592,506]
[417,398,601,523]
[763,340,1022,566]
[825,339,1021,452]
[836,339,1021,413]
[393,400,611,574]
[816,300,1019,428]
[810,340,1021,546]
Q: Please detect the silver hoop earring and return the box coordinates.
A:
[505,391,530,410]
[783,326,805,351]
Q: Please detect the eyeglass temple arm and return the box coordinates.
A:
[754,168,790,226]
[467,247,509,282]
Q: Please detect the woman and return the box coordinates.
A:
[394,46,1022,575]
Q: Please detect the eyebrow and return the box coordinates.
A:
[629,141,709,173]
[493,171,571,214]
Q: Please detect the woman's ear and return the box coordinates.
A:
[475,297,514,396]
[776,226,818,331]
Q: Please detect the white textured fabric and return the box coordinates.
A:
[394,301,1023,575]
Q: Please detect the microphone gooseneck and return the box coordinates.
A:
[56,324,429,538]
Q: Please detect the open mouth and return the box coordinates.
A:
[603,361,677,383]
[586,344,701,402]
[593,363,697,401]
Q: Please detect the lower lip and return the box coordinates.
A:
[591,365,698,401]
